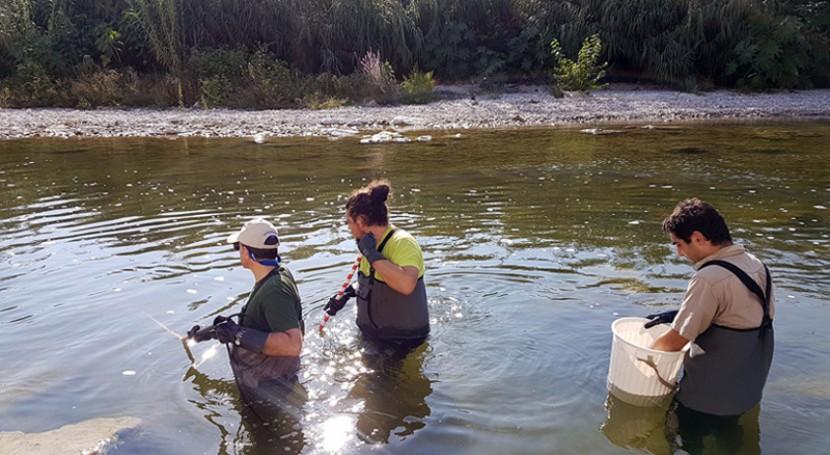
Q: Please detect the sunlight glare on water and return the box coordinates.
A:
[318,415,356,453]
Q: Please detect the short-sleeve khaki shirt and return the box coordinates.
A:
[672,244,775,342]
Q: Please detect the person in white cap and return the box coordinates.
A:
[197,218,305,412]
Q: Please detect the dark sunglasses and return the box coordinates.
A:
[233,242,240,251]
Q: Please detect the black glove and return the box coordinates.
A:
[324,285,357,316]
[213,315,241,344]
[357,233,385,264]
[213,315,268,353]
[187,324,217,342]
[644,310,679,329]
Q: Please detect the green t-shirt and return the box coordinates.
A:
[240,267,303,334]
[358,226,425,282]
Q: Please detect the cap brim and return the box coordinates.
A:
[226,232,240,244]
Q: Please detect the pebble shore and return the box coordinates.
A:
[1,87,829,140]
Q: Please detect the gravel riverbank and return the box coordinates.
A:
[1,87,829,140]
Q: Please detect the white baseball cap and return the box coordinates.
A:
[226,218,279,249]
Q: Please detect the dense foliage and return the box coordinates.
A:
[0,0,827,108]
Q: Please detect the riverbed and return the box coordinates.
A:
[0,122,828,454]
[1,87,829,140]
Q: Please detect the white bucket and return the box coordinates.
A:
[608,317,687,406]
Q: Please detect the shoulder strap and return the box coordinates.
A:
[699,260,772,328]
[369,229,397,278]
[377,229,397,253]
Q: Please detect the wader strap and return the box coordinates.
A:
[368,229,398,280]
[366,229,397,328]
[699,260,773,330]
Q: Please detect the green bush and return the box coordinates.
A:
[727,13,811,90]
[301,93,348,110]
[401,70,435,104]
[95,25,123,68]
[241,52,304,108]
[188,48,247,80]
[198,75,231,108]
[550,34,607,92]
[7,61,61,106]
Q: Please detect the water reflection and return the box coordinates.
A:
[185,365,306,455]
[349,341,432,444]
[670,403,761,455]
[601,393,762,455]
[601,393,672,454]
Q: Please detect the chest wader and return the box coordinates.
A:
[676,260,774,416]
[229,268,304,410]
[355,229,430,342]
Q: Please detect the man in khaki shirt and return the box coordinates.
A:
[670,243,775,341]
[649,198,774,418]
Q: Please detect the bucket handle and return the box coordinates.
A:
[636,356,679,391]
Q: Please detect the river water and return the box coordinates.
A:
[0,122,828,455]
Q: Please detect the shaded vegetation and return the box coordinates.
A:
[0,0,827,108]
[551,34,607,92]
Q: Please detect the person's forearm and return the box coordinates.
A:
[262,329,302,357]
[370,260,418,294]
[650,328,689,352]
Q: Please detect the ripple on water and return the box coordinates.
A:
[1,126,830,454]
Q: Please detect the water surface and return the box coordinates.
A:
[0,123,828,454]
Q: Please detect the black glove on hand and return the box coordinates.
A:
[357,233,385,264]
[324,285,357,316]
[644,310,679,329]
[187,324,217,342]
[212,315,269,353]
[213,315,241,344]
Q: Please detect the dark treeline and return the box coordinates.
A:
[0,0,828,108]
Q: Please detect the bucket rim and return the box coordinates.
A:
[611,317,688,356]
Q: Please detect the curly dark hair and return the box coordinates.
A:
[345,179,391,226]
[662,198,732,244]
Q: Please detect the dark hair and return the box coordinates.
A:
[345,179,391,226]
[243,244,278,260]
[662,198,732,244]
